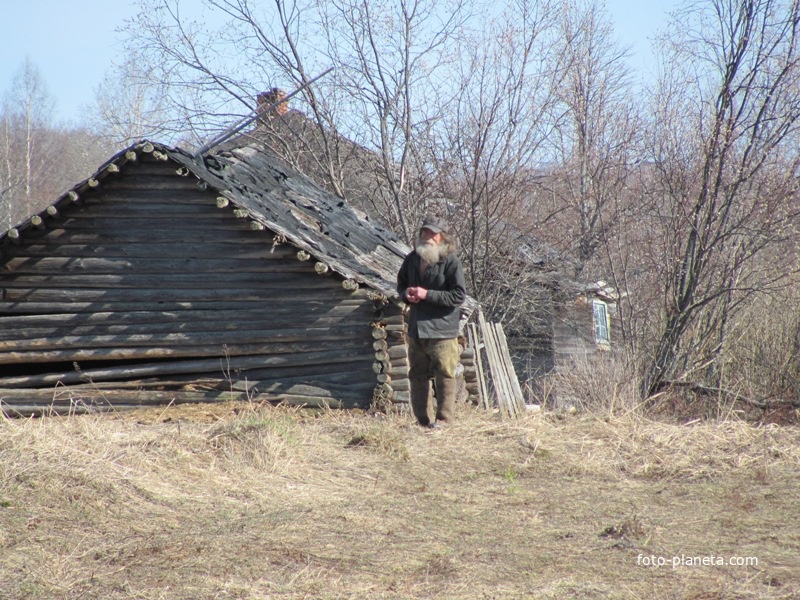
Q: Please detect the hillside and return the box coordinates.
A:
[1,402,798,599]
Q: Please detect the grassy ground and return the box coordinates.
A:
[1,401,798,599]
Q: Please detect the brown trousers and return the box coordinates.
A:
[407,337,460,424]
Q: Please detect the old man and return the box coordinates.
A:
[397,215,467,428]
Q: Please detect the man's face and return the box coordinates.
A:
[419,227,443,245]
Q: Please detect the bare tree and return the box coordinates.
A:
[547,0,639,272]
[0,59,55,228]
[0,60,116,230]
[425,0,563,332]
[91,57,172,146]
[640,0,800,398]
[315,0,470,240]
[121,0,471,240]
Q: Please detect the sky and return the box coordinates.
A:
[0,0,679,126]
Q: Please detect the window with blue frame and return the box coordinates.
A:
[592,299,610,345]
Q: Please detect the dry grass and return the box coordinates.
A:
[1,400,799,599]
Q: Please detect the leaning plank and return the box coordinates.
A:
[479,312,522,419]
[468,323,490,410]
[493,322,526,415]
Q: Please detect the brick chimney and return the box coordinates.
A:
[256,88,289,120]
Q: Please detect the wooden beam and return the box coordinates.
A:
[0,339,373,365]
[0,348,374,388]
[1,284,366,303]
[0,297,372,315]
[0,322,374,352]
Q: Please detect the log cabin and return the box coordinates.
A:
[502,232,621,400]
[240,90,620,401]
[0,140,478,416]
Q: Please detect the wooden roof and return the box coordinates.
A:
[0,140,418,304]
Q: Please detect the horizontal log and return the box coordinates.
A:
[387,345,407,360]
[391,391,410,403]
[0,303,373,332]
[232,380,375,401]
[52,217,259,232]
[59,212,247,225]
[388,365,409,378]
[389,378,410,392]
[1,272,346,290]
[0,314,374,343]
[61,202,238,216]
[14,228,272,246]
[2,256,328,275]
[1,284,367,303]
[0,388,364,416]
[0,297,373,315]
[231,366,375,387]
[0,338,373,365]
[0,322,373,352]
[463,366,478,377]
[382,314,404,325]
[0,348,374,388]
[1,241,294,259]
[56,366,376,392]
[1,404,115,418]
[95,176,204,191]
[103,161,178,176]
[0,388,260,406]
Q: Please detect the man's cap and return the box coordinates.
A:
[420,214,447,234]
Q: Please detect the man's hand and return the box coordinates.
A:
[405,286,429,303]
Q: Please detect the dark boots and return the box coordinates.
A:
[434,375,457,423]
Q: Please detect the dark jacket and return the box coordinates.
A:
[397,248,466,338]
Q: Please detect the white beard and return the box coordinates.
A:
[415,238,443,264]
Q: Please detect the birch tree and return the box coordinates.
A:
[92,57,172,146]
[0,60,116,230]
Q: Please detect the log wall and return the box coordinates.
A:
[0,151,395,415]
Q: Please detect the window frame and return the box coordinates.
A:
[592,299,611,346]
